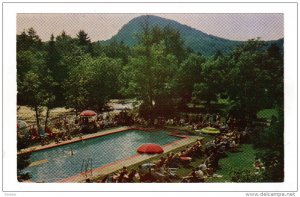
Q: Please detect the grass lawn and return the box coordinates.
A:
[165,143,257,182]
[207,144,257,182]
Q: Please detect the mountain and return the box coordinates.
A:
[100,15,283,56]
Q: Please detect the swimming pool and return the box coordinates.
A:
[24,129,181,182]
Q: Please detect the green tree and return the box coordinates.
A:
[225,39,280,119]
[45,34,63,106]
[254,107,284,182]
[17,27,43,52]
[17,50,42,100]
[65,55,121,113]
[56,31,81,56]
[17,49,44,126]
[76,30,93,54]
[176,53,205,105]
[121,32,178,119]
[17,50,56,132]
[85,55,122,110]
[191,55,228,106]
[18,70,54,129]
[17,28,45,104]
[104,40,131,65]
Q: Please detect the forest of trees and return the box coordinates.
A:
[17,25,284,182]
[17,26,283,124]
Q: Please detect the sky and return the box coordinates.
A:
[17,13,283,42]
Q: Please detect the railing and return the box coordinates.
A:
[81,158,93,177]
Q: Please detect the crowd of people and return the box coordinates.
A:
[98,126,247,183]
[18,110,255,153]
[18,110,135,147]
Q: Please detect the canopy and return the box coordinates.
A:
[201,127,221,134]
[80,110,97,117]
[137,143,164,154]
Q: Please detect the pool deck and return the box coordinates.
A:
[18,126,131,155]
[57,135,200,183]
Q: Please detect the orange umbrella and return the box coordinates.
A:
[137,143,164,154]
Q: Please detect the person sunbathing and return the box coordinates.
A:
[198,163,212,177]
[153,165,170,182]
[55,136,60,144]
[164,154,173,167]
[194,167,205,182]
[229,140,238,152]
[168,153,180,168]
[123,169,137,183]
[111,166,128,183]
[136,165,145,181]
[101,175,109,183]
[182,169,202,183]
[155,157,166,168]
[254,158,265,170]
[142,168,156,183]
[111,173,120,183]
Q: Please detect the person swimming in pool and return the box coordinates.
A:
[70,147,74,156]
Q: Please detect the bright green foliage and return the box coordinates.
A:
[192,54,230,106]
[65,55,122,112]
[191,39,283,119]
[17,29,57,128]
[121,40,178,118]
[104,40,131,65]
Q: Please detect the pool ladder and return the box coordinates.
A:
[81,158,93,177]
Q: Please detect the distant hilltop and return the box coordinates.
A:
[100,15,283,56]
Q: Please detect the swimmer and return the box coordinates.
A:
[70,147,74,156]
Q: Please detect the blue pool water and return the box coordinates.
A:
[24,130,180,182]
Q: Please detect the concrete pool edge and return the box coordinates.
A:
[18,126,134,155]
[57,135,199,183]
[18,126,188,155]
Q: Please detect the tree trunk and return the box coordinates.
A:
[34,105,40,127]
[44,107,50,132]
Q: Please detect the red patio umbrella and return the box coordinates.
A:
[80,110,97,117]
[137,143,164,154]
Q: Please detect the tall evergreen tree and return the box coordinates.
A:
[76,30,93,54]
